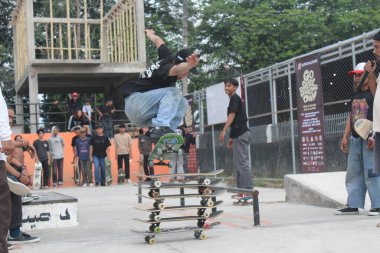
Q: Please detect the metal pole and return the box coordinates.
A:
[288,63,297,174]
[211,125,216,172]
[199,91,204,134]
[243,76,252,171]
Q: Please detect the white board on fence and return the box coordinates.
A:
[206,81,242,125]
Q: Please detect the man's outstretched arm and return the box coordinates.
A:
[145,29,164,49]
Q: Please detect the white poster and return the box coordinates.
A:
[206,81,241,125]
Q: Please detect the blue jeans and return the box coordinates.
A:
[346,136,380,209]
[93,156,106,185]
[101,117,113,139]
[124,87,188,131]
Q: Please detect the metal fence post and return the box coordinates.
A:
[211,125,216,172]
[288,63,297,174]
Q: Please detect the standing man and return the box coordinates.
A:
[97,98,115,140]
[33,129,51,188]
[121,29,198,139]
[365,31,380,175]
[90,124,111,186]
[114,124,133,183]
[336,62,380,216]
[48,126,65,187]
[75,127,93,187]
[0,88,13,252]
[219,78,253,193]
[138,128,154,178]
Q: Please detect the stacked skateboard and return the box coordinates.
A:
[133,170,225,245]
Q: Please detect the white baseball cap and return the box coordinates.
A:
[348,62,365,76]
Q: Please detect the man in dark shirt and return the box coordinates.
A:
[219,78,253,192]
[336,62,380,216]
[90,124,111,186]
[121,29,199,139]
[33,129,51,188]
[96,98,115,139]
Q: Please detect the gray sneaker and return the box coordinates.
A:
[7,177,30,196]
[8,232,40,245]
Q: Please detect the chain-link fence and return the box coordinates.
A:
[195,28,380,178]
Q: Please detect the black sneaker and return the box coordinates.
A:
[335,207,359,215]
[8,243,14,250]
[149,126,174,139]
[368,208,380,216]
[8,232,40,245]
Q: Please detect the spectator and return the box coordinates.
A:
[90,124,111,186]
[33,129,51,189]
[68,92,82,117]
[114,124,133,183]
[48,126,65,187]
[182,126,196,173]
[68,109,85,131]
[138,128,153,178]
[82,98,93,132]
[97,98,115,139]
[75,127,93,187]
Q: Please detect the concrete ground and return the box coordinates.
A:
[13,184,380,253]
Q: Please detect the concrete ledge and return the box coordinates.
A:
[285,172,371,209]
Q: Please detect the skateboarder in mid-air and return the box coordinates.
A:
[121,29,199,139]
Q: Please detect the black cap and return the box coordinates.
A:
[95,124,103,129]
[119,124,126,128]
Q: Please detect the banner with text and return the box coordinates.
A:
[296,54,326,173]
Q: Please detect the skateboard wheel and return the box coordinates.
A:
[199,233,207,240]
[194,231,201,239]
[154,215,160,222]
[152,191,160,198]
[154,180,162,188]
[203,212,210,218]
[149,225,155,232]
[203,178,211,185]
[207,200,214,207]
[158,203,165,210]
[147,236,157,245]
[154,226,161,233]
[149,161,154,167]
[203,189,212,195]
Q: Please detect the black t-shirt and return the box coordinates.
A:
[349,89,374,138]
[98,105,115,119]
[68,100,82,116]
[120,44,177,96]
[90,134,111,158]
[33,139,50,162]
[228,94,249,139]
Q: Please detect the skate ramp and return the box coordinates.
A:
[284,172,371,209]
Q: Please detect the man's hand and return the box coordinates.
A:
[19,174,31,186]
[340,138,349,153]
[227,138,233,149]
[0,140,16,156]
[219,130,226,143]
[364,60,376,73]
[186,54,199,69]
[367,137,375,150]
[145,28,155,36]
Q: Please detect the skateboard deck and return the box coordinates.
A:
[138,189,226,201]
[149,133,184,161]
[137,177,224,189]
[135,169,224,180]
[131,221,222,245]
[354,118,374,140]
[72,156,81,186]
[134,210,223,225]
[105,158,113,185]
[32,162,42,190]
[135,200,223,213]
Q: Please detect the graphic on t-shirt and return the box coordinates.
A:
[351,98,369,123]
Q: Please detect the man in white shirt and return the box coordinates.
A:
[365,31,380,174]
[0,88,14,253]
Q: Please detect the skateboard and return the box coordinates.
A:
[135,169,224,188]
[135,200,223,221]
[105,158,113,185]
[148,133,184,167]
[32,162,43,190]
[232,195,253,205]
[131,221,222,245]
[134,210,223,244]
[354,118,375,140]
[72,156,81,186]
[118,169,125,184]
[138,189,226,210]
[138,177,224,191]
